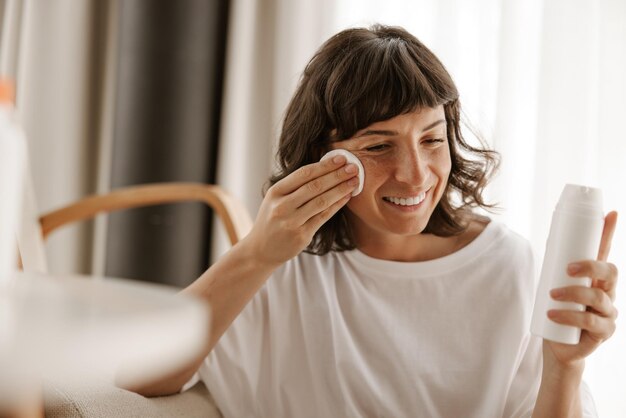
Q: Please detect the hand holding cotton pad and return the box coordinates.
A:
[320,149,365,196]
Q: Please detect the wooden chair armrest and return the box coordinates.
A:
[39,183,253,245]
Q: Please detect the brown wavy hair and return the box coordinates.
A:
[267,24,499,255]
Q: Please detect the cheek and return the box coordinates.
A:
[431,147,452,178]
[359,156,390,189]
[344,158,386,212]
[439,157,452,180]
[431,151,452,203]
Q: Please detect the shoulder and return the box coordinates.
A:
[269,250,364,291]
[458,218,538,302]
[461,215,534,269]
[493,222,533,260]
[271,251,343,282]
[456,213,529,248]
[474,220,537,292]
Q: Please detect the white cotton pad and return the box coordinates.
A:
[320,149,365,196]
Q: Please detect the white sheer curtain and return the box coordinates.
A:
[8,0,117,275]
[219,0,625,415]
[212,0,337,256]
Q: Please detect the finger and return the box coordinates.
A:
[289,163,358,209]
[271,155,347,196]
[597,211,618,262]
[547,309,616,341]
[303,191,352,233]
[550,286,616,318]
[295,177,358,226]
[567,260,618,301]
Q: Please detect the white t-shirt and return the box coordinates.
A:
[187,221,598,417]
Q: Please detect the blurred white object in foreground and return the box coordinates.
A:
[0,271,210,405]
[0,79,26,280]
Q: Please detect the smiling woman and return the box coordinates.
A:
[128,24,618,418]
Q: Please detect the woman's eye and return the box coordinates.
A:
[424,138,445,145]
[364,144,389,152]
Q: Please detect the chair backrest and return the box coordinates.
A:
[19,182,253,272]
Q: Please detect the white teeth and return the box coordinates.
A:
[384,192,426,206]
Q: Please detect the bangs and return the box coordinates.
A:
[324,35,458,140]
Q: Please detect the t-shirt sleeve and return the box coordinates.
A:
[580,380,599,417]
[190,281,271,416]
[502,236,598,418]
[502,333,543,417]
[502,334,598,418]
[178,282,270,395]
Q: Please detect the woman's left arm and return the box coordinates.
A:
[532,211,619,418]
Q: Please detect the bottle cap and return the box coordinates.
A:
[556,184,603,218]
[0,78,15,104]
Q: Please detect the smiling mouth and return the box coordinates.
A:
[382,190,428,206]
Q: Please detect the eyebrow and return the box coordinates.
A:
[355,119,446,138]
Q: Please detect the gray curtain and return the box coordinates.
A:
[105,0,229,287]
[0,1,6,38]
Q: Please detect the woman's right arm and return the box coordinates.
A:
[117,154,359,396]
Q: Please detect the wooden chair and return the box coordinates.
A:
[39,182,252,245]
[18,182,253,274]
[32,182,253,418]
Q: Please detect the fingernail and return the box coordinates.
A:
[547,310,558,319]
[550,288,563,299]
[567,263,582,274]
[348,177,359,186]
[333,155,345,164]
[344,164,357,173]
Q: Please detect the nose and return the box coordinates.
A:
[394,147,428,186]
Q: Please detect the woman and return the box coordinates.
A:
[125,25,619,417]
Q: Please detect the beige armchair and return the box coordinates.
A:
[31,182,253,418]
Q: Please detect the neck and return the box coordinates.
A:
[350,216,487,262]
[355,232,458,262]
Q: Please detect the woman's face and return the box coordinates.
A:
[331,106,451,243]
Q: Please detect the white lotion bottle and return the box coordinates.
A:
[530,184,604,344]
